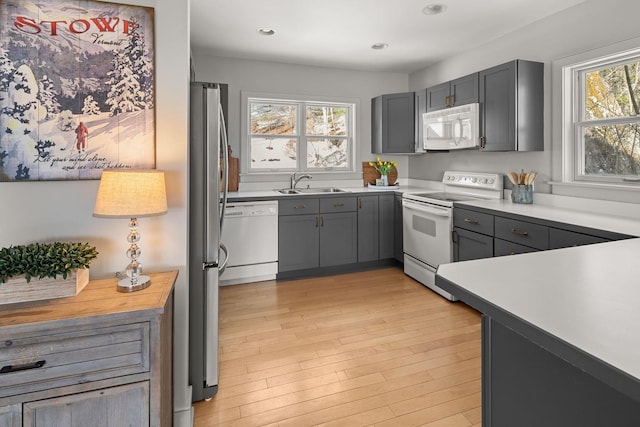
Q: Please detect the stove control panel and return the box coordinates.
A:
[442,171,503,191]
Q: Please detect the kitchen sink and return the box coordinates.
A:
[276,187,349,195]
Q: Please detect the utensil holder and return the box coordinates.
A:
[511,185,533,204]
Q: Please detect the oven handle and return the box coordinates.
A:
[402,200,450,217]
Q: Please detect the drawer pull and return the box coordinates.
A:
[293,205,306,209]
[1,360,46,374]
[511,228,529,237]
[464,218,479,224]
[333,203,344,208]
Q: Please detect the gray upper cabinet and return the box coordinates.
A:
[426,73,479,112]
[371,92,416,153]
[479,60,543,151]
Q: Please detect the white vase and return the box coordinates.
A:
[381,175,388,186]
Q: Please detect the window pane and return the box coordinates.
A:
[250,103,297,135]
[306,106,347,136]
[251,137,297,170]
[584,61,640,120]
[307,138,348,168]
[582,123,640,176]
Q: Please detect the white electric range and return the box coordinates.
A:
[402,171,503,301]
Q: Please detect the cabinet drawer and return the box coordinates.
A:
[549,228,608,249]
[279,198,319,215]
[494,216,549,250]
[0,323,149,398]
[454,208,494,235]
[494,238,539,257]
[320,197,357,213]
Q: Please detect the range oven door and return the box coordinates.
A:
[402,199,452,267]
[402,198,456,301]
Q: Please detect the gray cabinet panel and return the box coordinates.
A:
[453,208,494,236]
[426,73,479,112]
[23,382,149,427]
[319,196,357,213]
[454,228,493,262]
[426,81,450,112]
[494,238,539,257]
[484,316,640,426]
[320,212,357,267]
[278,214,319,272]
[279,198,319,216]
[394,195,403,262]
[415,89,427,152]
[494,216,549,250]
[379,194,395,260]
[451,73,479,106]
[358,196,379,262]
[549,228,608,249]
[479,60,543,151]
[371,92,416,153]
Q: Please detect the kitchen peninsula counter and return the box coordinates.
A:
[436,239,640,426]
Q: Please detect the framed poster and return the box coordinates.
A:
[0,0,154,181]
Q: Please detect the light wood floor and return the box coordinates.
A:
[194,267,482,427]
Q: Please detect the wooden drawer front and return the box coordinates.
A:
[0,323,149,398]
[549,228,608,249]
[494,216,548,250]
[494,238,539,257]
[279,198,319,216]
[320,197,357,213]
[453,208,494,235]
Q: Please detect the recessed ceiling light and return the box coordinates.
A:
[422,4,447,15]
[371,43,388,50]
[257,28,275,36]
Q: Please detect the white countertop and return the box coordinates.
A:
[437,237,640,383]
[458,198,640,237]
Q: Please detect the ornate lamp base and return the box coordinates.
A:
[117,275,151,293]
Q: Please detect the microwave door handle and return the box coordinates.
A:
[454,117,462,146]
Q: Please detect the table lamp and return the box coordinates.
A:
[93,169,168,292]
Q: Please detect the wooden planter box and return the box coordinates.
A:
[0,268,89,305]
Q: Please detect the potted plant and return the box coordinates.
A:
[0,242,98,305]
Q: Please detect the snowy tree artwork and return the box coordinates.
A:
[0,0,155,181]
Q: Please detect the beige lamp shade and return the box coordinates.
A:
[94,169,168,218]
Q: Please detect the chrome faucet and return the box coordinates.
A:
[291,173,312,189]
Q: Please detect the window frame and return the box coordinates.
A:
[243,92,356,176]
[563,48,640,186]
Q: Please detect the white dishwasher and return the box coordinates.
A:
[219,200,278,285]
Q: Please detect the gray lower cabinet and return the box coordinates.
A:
[454,228,494,262]
[357,196,379,262]
[479,59,543,151]
[357,194,396,263]
[454,205,632,262]
[394,194,403,262]
[279,197,357,272]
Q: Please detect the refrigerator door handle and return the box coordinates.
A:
[204,266,219,388]
[218,242,229,275]
[219,104,229,234]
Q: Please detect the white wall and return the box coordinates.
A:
[190,53,410,186]
[0,0,192,424]
[408,0,640,197]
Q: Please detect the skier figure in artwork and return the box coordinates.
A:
[75,121,89,154]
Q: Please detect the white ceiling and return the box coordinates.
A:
[190,0,586,74]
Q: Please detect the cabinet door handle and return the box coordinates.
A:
[293,205,306,209]
[359,199,362,209]
[333,203,344,208]
[480,136,486,148]
[315,216,319,227]
[1,360,46,374]
[464,218,479,224]
[510,228,529,237]
[320,216,324,227]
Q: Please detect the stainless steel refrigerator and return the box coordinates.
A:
[189,82,229,402]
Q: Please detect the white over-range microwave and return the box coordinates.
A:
[422,102,480,151]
